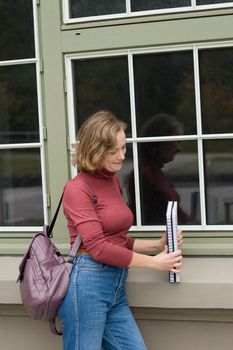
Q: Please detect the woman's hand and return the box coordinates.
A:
[133,229,183,255]
[129,245,183,271]
[152,245,183,272]
[158,232,167,251]
[159,229,183,252]
[130,229,183,270]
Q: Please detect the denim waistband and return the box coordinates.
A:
[73,254,128,275]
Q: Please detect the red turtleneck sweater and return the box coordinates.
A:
[62,169,135,267]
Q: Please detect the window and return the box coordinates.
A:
[65,43,233,231]
[63,0,233,23]
[0,1,46,231]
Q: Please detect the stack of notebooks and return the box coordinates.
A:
[166,201,180,283]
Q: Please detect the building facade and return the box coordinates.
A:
[0,1,233,349]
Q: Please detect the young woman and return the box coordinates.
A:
[58,110,183,350]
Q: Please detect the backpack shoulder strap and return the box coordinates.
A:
[47,177,97,246]
[46,193,64,238]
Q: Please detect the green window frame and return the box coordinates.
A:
[64,43,233,232]
[0,0,48,242]
[2,0,233,256]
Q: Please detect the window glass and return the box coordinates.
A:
[203,139,233,225]
[0,149,43,226]
[124,147,136,225]
[0,64,39,144]
[199,47,233,134]
[0,0,35,61]
[127,140,199,225]
[118,143,134,204]
[70,0,126,18]
[133,51,196,136]
[73,56,132,136]
[70,45,233,229]
[197,0,232,4]
[131,0,190,12]
[66,0,233,21]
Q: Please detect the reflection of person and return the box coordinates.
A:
[128,113,191,225]
[58,111,183,350]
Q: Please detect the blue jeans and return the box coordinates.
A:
[58,254,147,350]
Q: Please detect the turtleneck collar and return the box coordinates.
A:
[94,168,115,180]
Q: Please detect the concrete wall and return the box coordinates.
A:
[1,256,233,350]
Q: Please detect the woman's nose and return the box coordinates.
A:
[118,150,125,160]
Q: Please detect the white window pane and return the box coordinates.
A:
[127,139,199,226]
[72,56,132,136]
[197,0,232,4]
[0,0,35,61]
[118,144,134,207]
[0,149,43,226]
[70,0,126,18]
[131,0,191,12]
[204,139,233,225]
[0,64,39,144]
[133,51,196,136]
[199,47,233,134]
[69,46,233,229]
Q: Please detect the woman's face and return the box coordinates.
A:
[101,128,126,173]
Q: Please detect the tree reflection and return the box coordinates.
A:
[199,47,233,134]
[0,0,34,61]
[0,64,39,143]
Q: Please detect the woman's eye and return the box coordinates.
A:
[108,145,126,155]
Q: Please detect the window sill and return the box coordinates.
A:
[1,257,233,310]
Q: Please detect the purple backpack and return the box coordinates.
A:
[17,195,81,335]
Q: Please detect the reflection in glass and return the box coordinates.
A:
[118,143,134,212]
[131,0,190,11]
[0,149,43,226]
[70,0,125,18]
[197,0,232,4]
[133,51,196,136]
[204,139,233,225]
[127,114,199,225]
[0,0,35,61]
[199,47,233,134]
[0,64,39,144]
[73,57,132,136]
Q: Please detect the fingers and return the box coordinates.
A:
[154,245,183,272]
[177,228,183,249]
[169,249,182,258]
[169,251,183,272]
[170,268,181,273]
[173,258,183,267]
[171,267,181,273]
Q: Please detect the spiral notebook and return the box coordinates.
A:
[166,201,180,283]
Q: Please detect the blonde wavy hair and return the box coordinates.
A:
[72,110,127,173]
